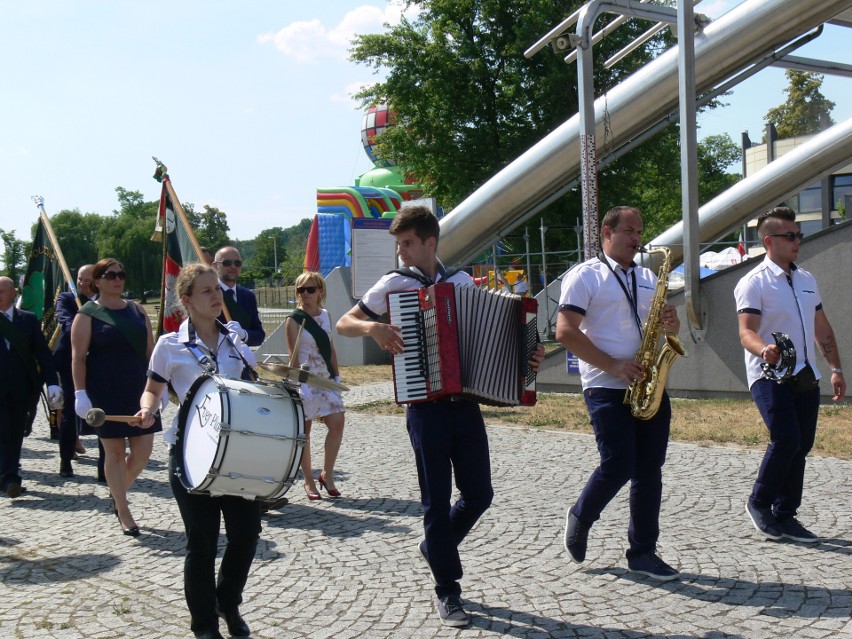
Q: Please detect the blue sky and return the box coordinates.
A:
[0,0,849,244]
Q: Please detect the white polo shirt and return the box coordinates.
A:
[734,255,823,389]
[559,254,656,390]
[148,319,256,444]
[358,262,474,319]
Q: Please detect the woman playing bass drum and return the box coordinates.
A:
[136,263,259,639]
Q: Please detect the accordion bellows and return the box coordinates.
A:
[388,282,538,406]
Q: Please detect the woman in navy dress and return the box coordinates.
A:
[71,258,161,536]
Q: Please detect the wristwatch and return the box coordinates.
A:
[830,368,843,375]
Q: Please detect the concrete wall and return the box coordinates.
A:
[324,266,390,367]
[537,221,852,402]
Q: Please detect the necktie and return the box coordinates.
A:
[226,289,236,302]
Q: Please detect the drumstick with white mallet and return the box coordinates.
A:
[85,408,143,428]
[289,317,305,368]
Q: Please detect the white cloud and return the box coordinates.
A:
[258,3,418,62]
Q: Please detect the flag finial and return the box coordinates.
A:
[152,156,168,183]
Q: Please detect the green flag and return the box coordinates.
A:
[19,217,64,344]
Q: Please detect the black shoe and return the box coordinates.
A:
[437,594,470,627]
[563,510,591,563]
[260,495,289,514]
[627,552,680,581]
[193,630,225,639]
[746,501,782,540]
[216,608,250,637]
[50,425,60,440]
[5,483,22,498]
[60,461,74,478]
[121,526,141,537]
[776,517,818,543]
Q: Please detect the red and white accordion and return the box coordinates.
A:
[387,282,538,406]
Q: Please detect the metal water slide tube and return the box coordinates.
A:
[437,0,852,267]
[648,117,852,260]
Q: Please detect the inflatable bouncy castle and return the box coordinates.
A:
[305,104,427,275]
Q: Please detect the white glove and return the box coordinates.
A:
[160,390,169,412]
[74,390,92,419]
[225,320,248,342]
[47,385,63,406]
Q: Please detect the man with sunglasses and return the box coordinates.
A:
[735,206,845,543]
[214,246,265,347]
[53,264,96,478]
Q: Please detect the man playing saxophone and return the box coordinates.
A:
[556,205,681,580]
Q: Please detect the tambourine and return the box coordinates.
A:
[761,331,796,383]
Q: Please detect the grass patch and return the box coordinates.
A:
[341,369,852,460]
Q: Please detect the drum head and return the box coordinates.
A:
[176,375,226,490]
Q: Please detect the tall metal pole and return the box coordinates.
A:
[524,226,533,293]
[575,4,600,261]
[540,218,552,339]
[678,0,705,341]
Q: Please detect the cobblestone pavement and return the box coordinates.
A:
[1,382,850,638]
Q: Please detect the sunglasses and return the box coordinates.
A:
[296,286,318,294]
[768,232,804,242]
[217,259,242,267]
[101,271,126,281]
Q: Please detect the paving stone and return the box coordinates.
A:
[0,384,849,638]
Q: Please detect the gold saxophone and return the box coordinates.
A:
[624,247,687,420]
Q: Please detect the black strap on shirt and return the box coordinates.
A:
[78,301,148,364]
[184,321,218,375]
[598,254,643,338]
[784,268,809,365]
[388,265,459,288]
[289,309,335,377]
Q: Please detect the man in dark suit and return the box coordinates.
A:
[214,246,265,347]
[53,264,95,478]
[0,276,60,498]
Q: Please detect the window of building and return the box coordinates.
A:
[797,181,822,213]
[833,174,852,210]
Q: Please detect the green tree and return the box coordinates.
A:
[764,70,835,138]
[350,0,741,258]
[47,209,104,273]
[1,229,26,281]
[184,203,231,249]
[101,187,161,292]
[350,0,645,208]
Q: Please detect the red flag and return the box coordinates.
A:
[155,181,199,333]
[737,232,746,260]
[304,215,320,272]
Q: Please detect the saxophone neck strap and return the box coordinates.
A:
[598,253,642,338]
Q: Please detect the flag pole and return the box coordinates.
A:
[152,157,231,322]
[155,204,167,337]
[32,196,77,299]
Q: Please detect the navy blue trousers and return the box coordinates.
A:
[572,388,671,559]
[749,378,820,518]
[0,400,26,490]
[57,366,78,464]
[169,450,261,634]
[407,399,493,598]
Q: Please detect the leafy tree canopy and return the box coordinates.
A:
[351,0,740,259]
[764,70,835,138]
